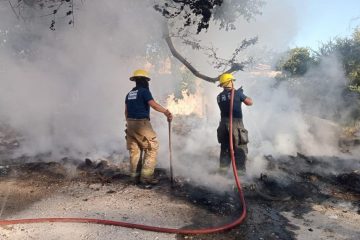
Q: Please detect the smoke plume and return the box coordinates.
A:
[0,1,358,191]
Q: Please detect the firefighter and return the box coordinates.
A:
[216,73,253,174]
[125,69,173,185]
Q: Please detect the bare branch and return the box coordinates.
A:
[71,0,75,27]
[7,0,75,29]
[165,35,244,83]
[8,0,20,20]
[230,37,258,63]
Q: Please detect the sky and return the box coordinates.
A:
[291,0,360,49]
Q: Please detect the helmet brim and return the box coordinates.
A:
[218,78,235,87]
[130,76,151,81]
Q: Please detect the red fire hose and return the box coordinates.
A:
[0,88,246,234]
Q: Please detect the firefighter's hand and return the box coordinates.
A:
[164,109,173,122]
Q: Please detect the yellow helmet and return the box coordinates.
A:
[130,69,150,81]
[218,73,235,87]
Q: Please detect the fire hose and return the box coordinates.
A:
[0,88,247,234]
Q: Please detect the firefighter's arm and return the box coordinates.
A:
[148,100,173,121]
[238,87,253,106]
[125,105,128,118]
[244,97,253,106]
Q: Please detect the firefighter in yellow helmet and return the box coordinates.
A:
[217,73,253,174]
[125,69,173,186]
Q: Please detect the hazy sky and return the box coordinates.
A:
[291,0,360,48]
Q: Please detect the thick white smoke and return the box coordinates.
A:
[0,1,357,190]
[160,1,358,181]
[244,55,351,176]
[0,0,175,159]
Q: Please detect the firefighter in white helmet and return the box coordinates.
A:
[125,69,173,186]
[217,73,253,174]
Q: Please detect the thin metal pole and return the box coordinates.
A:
[168,121,174,186]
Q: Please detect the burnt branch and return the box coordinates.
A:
[165,34,244,83]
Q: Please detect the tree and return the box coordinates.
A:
[277,27,360,87]
[156,0,264,82]
[276,47,316,77]
[316,27,360,86]
[6,0,265,83]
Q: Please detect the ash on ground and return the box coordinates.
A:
[0,124,359,239]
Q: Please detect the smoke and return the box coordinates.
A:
[243,56,351,177]
[0,0,358,192]
[164,54,355,186]
[160,1,359,182]
[0,0,174,159]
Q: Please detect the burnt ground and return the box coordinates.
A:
[1,123,360,239]
[0,152,359,240]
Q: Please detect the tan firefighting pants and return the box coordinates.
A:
[126,119,159,180]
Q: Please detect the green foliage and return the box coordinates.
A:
[276,47,316,77]
[349,85,360,93]
[277,27,360,87]
[317,27,360,86]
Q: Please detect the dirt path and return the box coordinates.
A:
[0,157,359,240]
